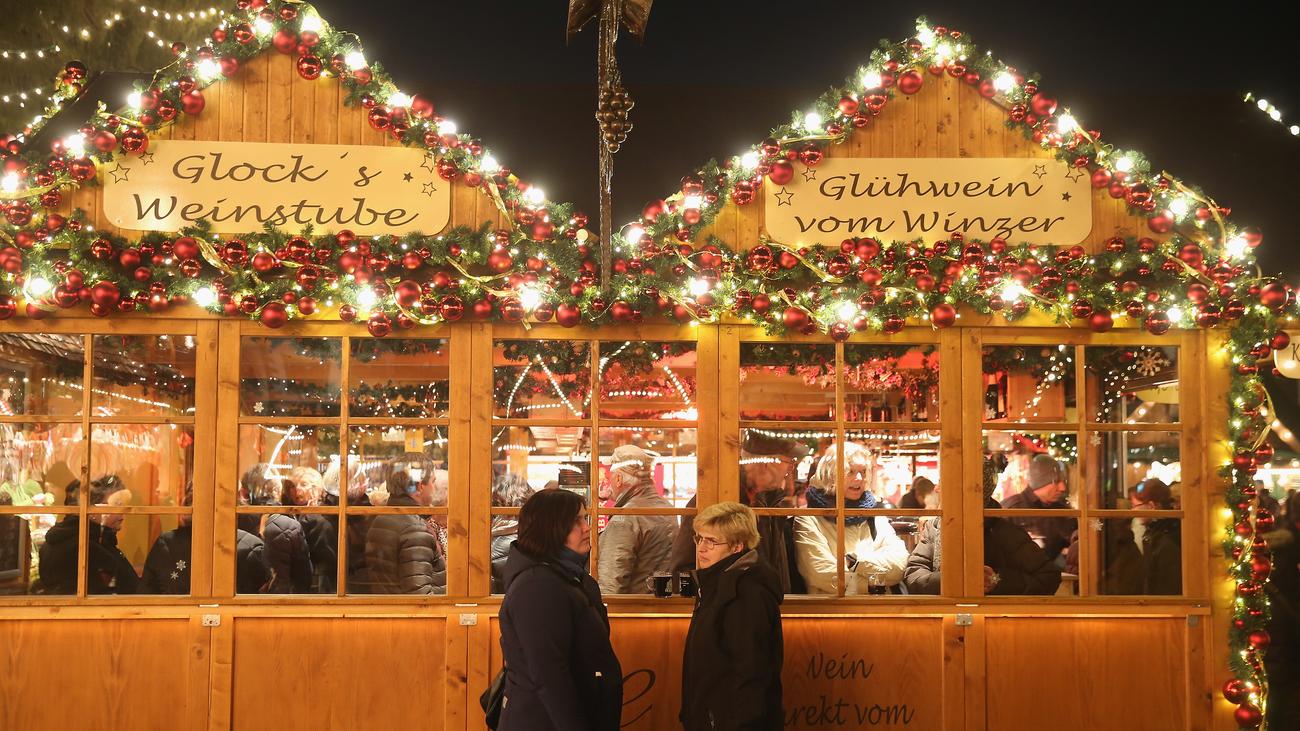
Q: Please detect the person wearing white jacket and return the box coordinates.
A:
[794,442,909,595]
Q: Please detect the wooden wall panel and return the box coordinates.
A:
[985,617,1187,730]
[230,617,447,731]
[0,619,192,731]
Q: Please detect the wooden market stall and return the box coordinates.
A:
[0,6,1287,731]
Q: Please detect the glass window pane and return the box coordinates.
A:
[36,512,159,595]
[345,426,448,508]
[232,516,338,594]
[1088,431,1181,510]
[240,337,341,417]
[1085,346,1179,424]
[236,425,340,507]
[843,344,941,422]
[348,338,449,418]
[347,514,447,595]
[130,513,194,595]
[493,340,591,420]
[0,422,83,507]
[90,424,194,507]
[739,343,835,420]
[985,431,1078,563]
[597,341,697,420]
[738,427,829,509]
[982,345,1076,423]
[844,429,941,508]
[0,333,85,416]
[598,427,696,509]
[91,335,195,417]
[492,425,591,498]
[1096,518,1182,595]
[982,515,1079,597]
[1,513,55,596]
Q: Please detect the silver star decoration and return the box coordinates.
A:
[422,181,437,197]
[108,165,130,183]
[1032,164,1047,179]
[774,187,794,206]
[1065,168,1084,183]
[801,169,818,182]
[176,559,187,570]
[138,151,156,166]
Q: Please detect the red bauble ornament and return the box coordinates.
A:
[1030,92,1057,117]
[90,281,120,308]
[251,252,279,274]
[439,296,465,321]
[68,157,96,181]
[1259,282,1289,310]
[367,105,391,131]
[1144,311,1171,335]
[897,69,924,95]
[499,298,526,322]
[0,295,16,320]
[828,322,851,342]
[338,304,357,322]
[1222,679,1249,704]
[781,307,809,331]
[259,302,288,328]
[296,54,323,80]
[930,303,957,328]
[1233,704,1261,728]
[219,56,239,77]
[367,311,392,337]
[1071,299,1093,319]
[1088,308,1114,332]
[272,29,299,54]
[120,128,148,154]
[394,280,422,308]
[768,159,794,186]
[92,130,118,153]
[1147,210,1174,234]
[798,143,824,166]
[882,315,905,334]
[180,90,205,116]
[297,296,317,316]
[555,303,581,327]
[1195,304,1222,328]
[487,249,514,273]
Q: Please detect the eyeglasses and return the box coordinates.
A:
[692,534,731,550]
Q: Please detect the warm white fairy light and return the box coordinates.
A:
[388,91,412,108]
[1114,156,1134,173]
[1,173,19,193]
[682,194,703,210]
[622,225,645,247]
[344,51,367,70]
[437,119,458,136]
[479,154,500,173]
[253,17,274,36]
[837,301,858,321]
[861,70,883,89]
[689,278,710,296]
[300,14,324,33]
[192,287,217,308]
[1057,113,1077,134]
[25,276,53,297]
[802,111,822,131]
[523,186,546,206]
[993,72,1016,92]
[356,288,378,310]
[519,286,543,311]
[739,151,760,170]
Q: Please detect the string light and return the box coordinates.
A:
[1244,92,1300,136]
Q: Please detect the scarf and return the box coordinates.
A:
[555,546,591,576]
[805,487,877,526]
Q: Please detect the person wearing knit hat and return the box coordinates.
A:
[1101,478,1182,595]
[596,444,677,595]
[1000,454,1073,562]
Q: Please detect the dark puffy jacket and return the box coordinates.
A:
[1000,489,1074,560]
[38,516,139,595]
[235,528,272,594]
[681,550,784,731]
[904,503,1061,595]
[1103,519,1181,595]
[139,524,192,594]
[363,494,445,594]
[498,546,623,731]
[262,514,313,593]
[296,513,338,593]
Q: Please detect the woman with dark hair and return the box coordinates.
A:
[498,489,623,730]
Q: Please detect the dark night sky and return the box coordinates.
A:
[303,0,1300,279]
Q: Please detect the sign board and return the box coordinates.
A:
[763,157,1092,246]
[103,140,452,236]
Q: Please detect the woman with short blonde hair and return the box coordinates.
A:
[680,501,784,729]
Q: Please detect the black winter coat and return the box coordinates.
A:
[904,502,1061,595]
[363,494,445,594]
[139,524,192,594]
[1001,489,1073,560]
[38,516,139,595]
[498,546,623,731]
[296,513,338,593]
[681,550,784,731]
[262,514,313,593]
[1103,519,1181,595]
[235,528,272,594]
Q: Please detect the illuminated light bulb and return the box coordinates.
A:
[356,288,378,310]
[682,194,702,210]
[523,186,546,206]
[479,154,500,173]
[802,111,822,130]
[299,14,323,33]
[861,70,883,89]
[993,72,1017,92]
[437,118,457,135]
[1167,306,1183,322]
[519,286,543,311]
[26,276,52,297]
[916,26,936,48]
[1169,197,1190,218]
[388,92,412,108]
[935,42,953,60]
[1257,98,1270,111]
[1270,109,1283,122]
[63,134,86,156]
[689,278,710,296]
[1,173,19,192]
[126,90,143,108]
[1115,156,1134,173]
[1057,114,1077,134]
[193,287,217,307]
[196,58,221,80]
[1225,235,1250,260]
[739,151,760,170]
[837,301,858,321]
[345,51,367,70]
[1290,125,1299,136]
[623,225,645,246]
[1001,282,1025,302]
[253,17,273,36]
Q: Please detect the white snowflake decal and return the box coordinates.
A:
[1134,349,1169,377]
[1089,518,1104,532]
[170,571,179,580]
[176,559,187,571]
[1089,433,1102,446]
[253,401,265,414]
